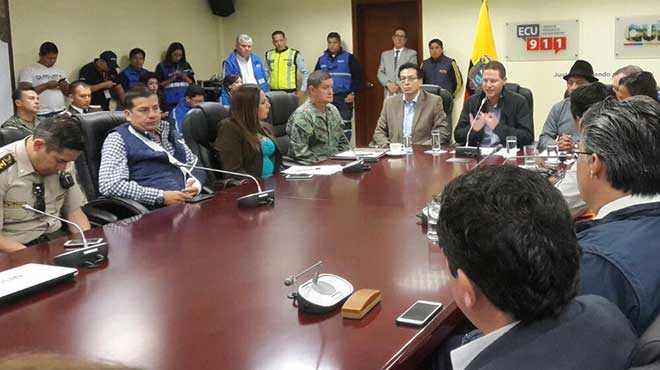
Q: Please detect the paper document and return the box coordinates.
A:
[331,149,386,160]
[282,165,343,176]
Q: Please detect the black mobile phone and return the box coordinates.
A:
[185,193,216,203]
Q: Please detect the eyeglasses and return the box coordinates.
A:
[399,76,419,82]
[32,183,45,212]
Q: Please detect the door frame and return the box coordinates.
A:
[351,0,423,145]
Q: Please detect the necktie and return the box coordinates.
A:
[394,50,400,71]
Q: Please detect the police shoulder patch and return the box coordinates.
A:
[0,154,16,173]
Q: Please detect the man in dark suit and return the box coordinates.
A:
[433,165,637,370]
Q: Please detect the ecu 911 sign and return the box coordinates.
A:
[506,20,579,61]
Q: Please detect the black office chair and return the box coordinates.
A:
[628,314,660,370]
[265,91,299,155]
[181,102,230,185]
[421,84,454,141]
[504,83,534,114]
[0,128,28,147]
[74,111,149,224]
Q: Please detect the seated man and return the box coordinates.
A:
[67,80,96,114]
[172,84,205,133]
[435,166,636,370]
[538,60,597,152]
[576,95,660,334]
[0,115,90,253]
[454,61,533,148]
[287,70,350,163]
[617,71,659,101]
[98,88,205,208]
[372,63,449,146]
[554,82,611,217]
[2,87,41,136]
[612,65,642,100]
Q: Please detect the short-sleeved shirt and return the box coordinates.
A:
[79,61,117,110]
[0,139,87,244]
[0,115,41,137]
[18,63,67,115]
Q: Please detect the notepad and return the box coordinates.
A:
[0,263,78,303]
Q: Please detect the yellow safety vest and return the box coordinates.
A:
[266,48,298,90]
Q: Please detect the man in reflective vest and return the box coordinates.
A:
[314,32,362,141]
[265,30,310,97]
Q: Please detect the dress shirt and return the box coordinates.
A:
[98,120,200,206]
[482,102,502,146]
[402,91,420,138]
[451,321,520,370]
[237,55,257,84]
[595,194,660,220]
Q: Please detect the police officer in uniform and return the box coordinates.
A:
[0,115,90,253]
[265,30,310,97]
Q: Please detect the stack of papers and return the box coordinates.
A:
[331,149,386,160]
[282,165,344,176]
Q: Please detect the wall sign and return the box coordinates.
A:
[505,20,579,61]
[615,16,660,59]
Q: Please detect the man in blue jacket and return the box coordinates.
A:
[576,95,660,334]
[223,34,269,92]
[172,84,205,133]
[314,32,362,140]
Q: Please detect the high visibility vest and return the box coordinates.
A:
[266,48,298,90]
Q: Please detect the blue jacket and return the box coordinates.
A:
[318,50,352,94]
[119,65,151,92]
[172,99,192,133]
[577,201,660,334]
[155,61,193,110]
[218,88,231,106]
[224,51,269,92]
[114,123,188,191]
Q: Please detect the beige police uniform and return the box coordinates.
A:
[0,138,87,244]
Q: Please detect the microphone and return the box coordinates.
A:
[22,205,92,248]
[340,140,371,173]
[473,144,503,169]
[456,97,487,158]
[178,163,274,208]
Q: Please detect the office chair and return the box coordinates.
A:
[74,111,149,224]
[421,84,454,141]
[0,128,29,147]
[474,83,534,114]
[181,102,230,186]
[264,91,299,156]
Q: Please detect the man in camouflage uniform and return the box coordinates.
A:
[286,70,350,163]
[0,115,90,253]
[1,87,42,137]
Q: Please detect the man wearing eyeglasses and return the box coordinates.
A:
[377,27,418,98]
[0,115,90,253]
[372,63,448,146]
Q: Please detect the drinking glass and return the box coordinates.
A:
[523,145,536,166]
[431,129,441,153]
[426,199,441,242]
[506,136,517,156]
[403,135,413,153]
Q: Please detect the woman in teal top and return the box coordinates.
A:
[214,84,282,179]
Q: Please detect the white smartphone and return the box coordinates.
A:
[395,300,443,326]
[63,238,104,248]
[285,174,313,180]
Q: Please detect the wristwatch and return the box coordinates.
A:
[155,192,165,207]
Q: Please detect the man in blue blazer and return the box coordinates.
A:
[223,34,269,92]
[433,165,637,370]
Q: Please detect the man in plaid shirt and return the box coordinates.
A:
[98,88,204,207]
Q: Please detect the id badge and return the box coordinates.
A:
[104,89,111,99]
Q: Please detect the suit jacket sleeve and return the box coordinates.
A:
[372,101,391,145]
[433,96,450,144]
[454,96,482,146]
[538,102,561,150]
[493,95,534,146]
[377,52,389,87]
[405,49,418,65]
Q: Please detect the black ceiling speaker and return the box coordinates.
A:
[209,0,235,17]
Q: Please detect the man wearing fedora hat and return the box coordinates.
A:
[538,60,598,152]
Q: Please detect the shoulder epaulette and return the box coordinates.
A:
[0,153,16,173]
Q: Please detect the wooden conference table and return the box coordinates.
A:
[0,146,479,370]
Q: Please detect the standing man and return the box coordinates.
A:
[537,60,597,151]
[286,71,350,163]
[1,87,40,137]
[315,32,362,140]
[0,115,90,253]
[265,30,310,97]
[420,39,463,97]
[377,27,417,98]
[79,51,120,111]
[18,42,68,118]
[117,48,151,104]
[223,34,270,92]
[372,63,448,145]
[454,61,533,147]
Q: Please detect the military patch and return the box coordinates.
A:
[0,154,16,173]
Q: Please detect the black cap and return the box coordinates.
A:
[99,50,118,70]
[563,60,598,83]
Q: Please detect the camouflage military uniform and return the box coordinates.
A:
[0,138,87,244]
[286,99,351,163]
[0,115,41,137]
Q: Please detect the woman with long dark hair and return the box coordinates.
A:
[155,42,194,111]
[214,84,282,179]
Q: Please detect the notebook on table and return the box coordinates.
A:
[0,263,78,303]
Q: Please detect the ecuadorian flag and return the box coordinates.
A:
[466,0,498,99]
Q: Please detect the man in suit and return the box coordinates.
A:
[433,165,637,370]
[67,81,95,114]
[372,63,448,145]
[454,61,533,147]
[377,27,417,98]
